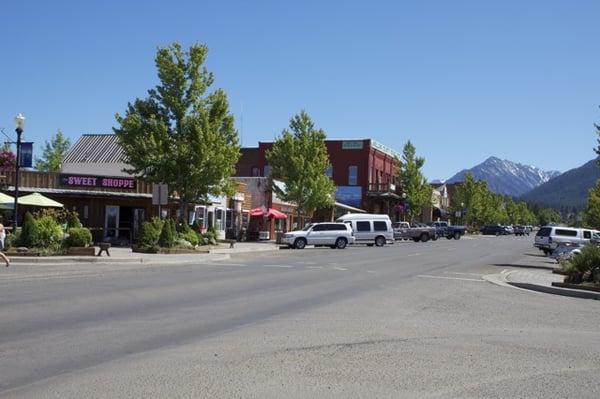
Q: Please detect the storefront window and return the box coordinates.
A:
[226,209,233,229]
[275,218,285,232]
[348,165,358,185]
[105,205,119,238]
[195,207,206,229]
[215,208,226,231]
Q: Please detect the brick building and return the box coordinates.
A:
[235,139,404,220]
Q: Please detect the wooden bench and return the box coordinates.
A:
[97,242,111,257]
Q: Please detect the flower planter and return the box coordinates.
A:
[67,247,96,256]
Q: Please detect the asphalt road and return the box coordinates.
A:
[1,236,599,398]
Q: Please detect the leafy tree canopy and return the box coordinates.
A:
[35,129,71,172]
[266,111,335,217]
[114,43,239,214]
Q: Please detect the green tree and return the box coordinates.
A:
[505,198,520,225]
[266,111,335,219]
[451,173,487,226]
[537,208,562,226]
[400,141,431,222]
[34,129,71,172]
[114,43,240,216]
[584,181,600,228]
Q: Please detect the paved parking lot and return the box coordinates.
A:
[1,235,599,398]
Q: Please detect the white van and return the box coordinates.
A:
[534,226,600,254]
[335,213,394,246]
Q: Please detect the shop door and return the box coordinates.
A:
[133,208,145,240]
[105,205,120,239]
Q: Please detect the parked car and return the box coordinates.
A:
[503,225,515,235]
[480,225,510,236]
[336,213,394,246]
[549,243,582,263]
[281,222,355,249]
[393,222,437,242]
[429,221,466,240]
[534,226,600,254]
[513,225,530,236]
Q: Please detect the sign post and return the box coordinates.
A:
[152,183,168,218]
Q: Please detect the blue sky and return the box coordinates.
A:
[2,0,599,180]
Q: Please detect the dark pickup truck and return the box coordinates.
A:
[429,221,466,240]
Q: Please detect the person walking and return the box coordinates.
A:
[0,223,10,267]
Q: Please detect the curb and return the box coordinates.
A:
[8,253,231,266]
[507,282,600,300]
[484,270,600,300]
[10,257,144,264]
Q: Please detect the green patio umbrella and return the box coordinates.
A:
[0,192,15,209]
[17,192,63,208]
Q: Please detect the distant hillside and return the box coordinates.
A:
[447,156,560,197]
[520,159,600,209]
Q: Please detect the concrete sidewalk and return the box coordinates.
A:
[7,242,280,266]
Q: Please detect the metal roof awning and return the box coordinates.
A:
[6,186,152,199]
[334,201,366,213]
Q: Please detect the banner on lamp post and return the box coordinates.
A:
[19,142,33,168]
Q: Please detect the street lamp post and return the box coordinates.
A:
[13,114,25,232]
[460,202,465,226]
[401,192,407,222]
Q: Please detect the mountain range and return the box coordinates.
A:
[446,156,561,197]
[520,159,600,209]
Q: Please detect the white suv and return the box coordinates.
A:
[535,226,600,254]
[281,223,355,249]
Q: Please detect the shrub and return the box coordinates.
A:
[158,219,175,248]
[19,212,39,248]
[4,232,17,249]
[207,225,217,236]
[35,216,63,249]
[34,208,75,225]
[175,218,191,233]
[65,227,92,247]
[569,245,600,274]
[138,218,163,248]
[179,230,199,246]
[191,219,202,232]
[67,213,83,228]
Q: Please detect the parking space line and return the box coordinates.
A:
[213,263,247,267]
[332,267,348,271]
[417,275,485,282]
[444,272,484,277]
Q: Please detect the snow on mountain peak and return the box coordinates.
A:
[446,156,561,197]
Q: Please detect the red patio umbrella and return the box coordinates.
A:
[267,208,287,219]
[249,207,287,219]
[250,207,265,217]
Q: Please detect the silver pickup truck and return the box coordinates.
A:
[393,222,438,242]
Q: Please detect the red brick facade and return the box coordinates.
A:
[236,139,403,218]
